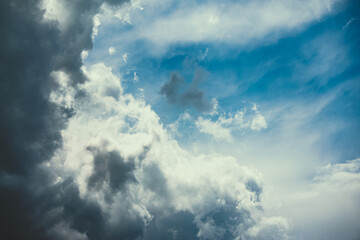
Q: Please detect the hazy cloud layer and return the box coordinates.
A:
[279,159,360,240]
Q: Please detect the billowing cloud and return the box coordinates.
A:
[46,62,290,239]
[160,71,215,113]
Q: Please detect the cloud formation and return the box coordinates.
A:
[47,62,290,239]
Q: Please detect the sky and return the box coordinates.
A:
[0,0,359,239]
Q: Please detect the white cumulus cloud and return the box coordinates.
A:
[48,62,289,239]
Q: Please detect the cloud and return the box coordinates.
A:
[0,0,128,239]
[251,113,268,131]
[279,158,360,240]
[113,0,145,24]
[246,217,291,240]
[86,146,137,193]
[46,62,290,239]
[41,0,129,82]
[111,0,338,51]
[195,117,232,142]
[160,71,215,113]
[343,17,359,30]
[166,112,191,136]
[123,52,128,62]
[188,86,360,239]
[194,104,268,141]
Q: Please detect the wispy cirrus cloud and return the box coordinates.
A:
[102,0,339,53]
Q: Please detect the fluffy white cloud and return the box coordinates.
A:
[48,62,288,239]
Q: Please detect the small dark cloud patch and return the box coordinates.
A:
[87,146,137,193]
[160,71,214,112]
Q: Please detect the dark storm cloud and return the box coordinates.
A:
[0,0,63,175]
[0,0,128,239]
[160,71,214,112]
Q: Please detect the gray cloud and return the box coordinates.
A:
[54,0,129,84]
[160,71,214,112]
[87,146,137,193]
[0,0,129,239]
[145,211,198,240]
